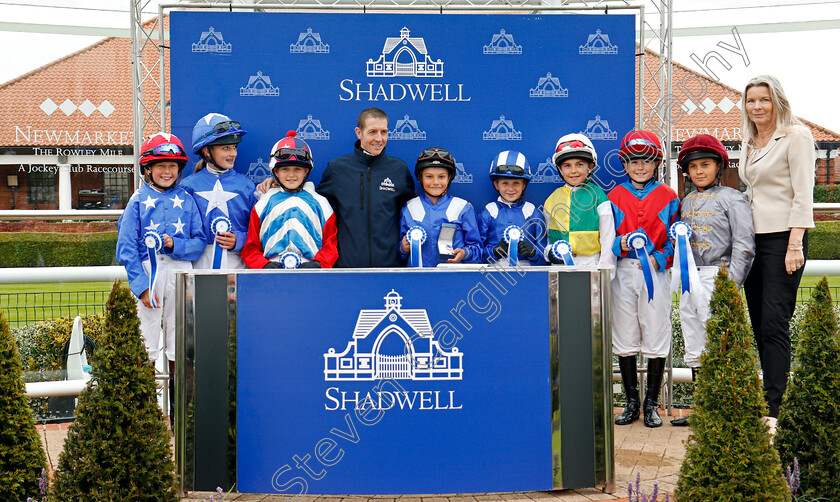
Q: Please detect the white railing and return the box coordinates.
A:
[0,209,123,221]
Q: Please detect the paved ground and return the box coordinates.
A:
[37,407,692,502]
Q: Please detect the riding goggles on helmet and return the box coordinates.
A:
[272,147,312,162]
[418,148,455,164]
[627,138,658,149]
[493,164,528,176]
[140,143,186,158]
[199,121,242,140]
[555,140,587,152]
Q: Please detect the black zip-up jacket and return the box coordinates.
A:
[317,141,415,267]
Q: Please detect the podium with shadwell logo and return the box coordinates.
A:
[174,267,614,496]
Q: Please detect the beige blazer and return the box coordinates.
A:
[738,125,815,234]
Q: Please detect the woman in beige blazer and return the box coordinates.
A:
[738,75,815,433]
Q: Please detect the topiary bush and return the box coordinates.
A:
[776,277,840,500]
[0,310,47,500]
[675,267,790,501]
[807,221,840,260]
[50,281,177,501]
[813,185,840,204]
[0,231,118,267]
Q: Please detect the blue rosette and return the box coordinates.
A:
[407,225,427,268]
[503,225,523,267]
[549,240,575,266]
[627,230,655,302]
[143,230,163,308]
[669,221,699,295]
[279,250,303,269]
[210,216,232,270]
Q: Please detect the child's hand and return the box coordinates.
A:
[139,289,159,309]
[215,231,236,250]
[401,236,410,253]
[162,234,174,249]
[447,248,466,263]
[620,234,631,252]
[637,256,660,271]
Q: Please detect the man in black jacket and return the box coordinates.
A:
[317,108,416,267]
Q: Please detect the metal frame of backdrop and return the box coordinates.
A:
[130,0,675,189]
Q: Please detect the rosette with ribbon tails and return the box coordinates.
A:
[407,226,427,268]
[669,221,700,296]
[210,216,232,270]
[143,230,163,308]
[627,230,655,302]
[549,240,575,266]
[278,250,303,269]
[503,225,523,267]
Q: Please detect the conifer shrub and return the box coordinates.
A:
[0,310,47,500]
[50,281,177,501]
[675,267,790,501]
[776,277,840,500]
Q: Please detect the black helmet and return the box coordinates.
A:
[414,147,457,180]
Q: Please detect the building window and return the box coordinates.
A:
[103,170,132,208]
[28,171,56,207]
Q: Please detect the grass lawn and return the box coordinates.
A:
[0,282,114,326]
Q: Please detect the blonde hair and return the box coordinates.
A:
[741,75,804,149]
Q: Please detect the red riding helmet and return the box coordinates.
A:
[678,134,729,172]
[139,132,189,171]
[619,130,663,162]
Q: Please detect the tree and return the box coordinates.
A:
[0,310,47,500]
[675,267,790,501]
[51,281,177,501]
[776,276,840,499]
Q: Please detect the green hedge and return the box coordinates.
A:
[814,185,840,203]
[808,221,840,260]
[0,232,118,267]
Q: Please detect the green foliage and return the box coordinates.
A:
[0,310,47,500]
[14,314,106,372]
[50,281,177,501]
[807,222,840,260]
[0,231,118,267]
[676,267,791,501]
[776,277,840,500]
[813,185,840,203]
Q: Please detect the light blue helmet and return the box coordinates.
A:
[191,113,247,155]
[489,150,532,181]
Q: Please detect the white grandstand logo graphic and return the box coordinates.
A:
[579,29,618,55]
[366,27,444,78]
[529,73,568,98]
[324,290,463,381]
[483,115,522,141]
[295,115,330,140]
[240,71,279,97]
[452,163,473,184]
[580,115,618,141]
[531,157,563,184]
[192,27,232,53]
[290,28,330,53]
[246,158,271,185]
[389,115,427,140]
[483,29,522,55]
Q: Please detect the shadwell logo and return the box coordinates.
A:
[324,290,463,381]
[379,178,395,192]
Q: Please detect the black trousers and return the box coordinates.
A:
[743,230,807,418]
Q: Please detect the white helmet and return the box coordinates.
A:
[552,133,597,168]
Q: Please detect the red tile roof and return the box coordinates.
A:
[1,23,837,147]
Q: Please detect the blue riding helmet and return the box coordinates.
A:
[191,113,247,155]
[489,150,532,181]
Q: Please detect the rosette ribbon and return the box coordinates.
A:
[669,221,700,295]
[627,231,655,302]
[503,225,523,267]
[210,216,232,270]
[550,240,575,266]
[279,250,303,269]
[407,226,427,268]
[143,230,163,308]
